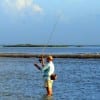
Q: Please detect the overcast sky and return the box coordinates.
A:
[0,0,100,45]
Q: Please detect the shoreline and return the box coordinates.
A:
[2,44,100,48]
[0,53,100,58]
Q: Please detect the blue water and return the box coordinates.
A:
[0,46,100,54]
[0,58,100,100]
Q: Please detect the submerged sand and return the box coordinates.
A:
[0,53,100,58]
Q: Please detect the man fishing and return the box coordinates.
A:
[34,56,55,96]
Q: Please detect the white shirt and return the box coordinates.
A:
[42,61,55,80]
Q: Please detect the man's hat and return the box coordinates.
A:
[47,56,53,60]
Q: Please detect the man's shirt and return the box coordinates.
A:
[41,61,55,80]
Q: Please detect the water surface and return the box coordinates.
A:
[0,58,100,100]
[0,46,100,54]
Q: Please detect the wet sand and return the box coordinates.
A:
[0,53,100,58]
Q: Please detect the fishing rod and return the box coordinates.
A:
[41,14,60,58]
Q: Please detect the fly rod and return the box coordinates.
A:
[41,15,60,58]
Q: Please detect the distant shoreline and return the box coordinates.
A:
[3,44,68,47]
[0,53,100,58]
[2,44,100,47]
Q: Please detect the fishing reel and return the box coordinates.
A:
[38,56,44,62]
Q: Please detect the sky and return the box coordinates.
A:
[0,0,100,45]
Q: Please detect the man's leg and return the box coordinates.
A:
[46,80,53,96]
[46,87,52,96]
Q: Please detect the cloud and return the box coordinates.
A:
[2,0,43,14]
[32,4,43,13]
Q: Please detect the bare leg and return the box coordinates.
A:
[46,87,53,96]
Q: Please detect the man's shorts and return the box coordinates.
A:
[44,80,53,88]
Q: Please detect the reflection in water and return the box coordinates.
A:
[41,94,53,100]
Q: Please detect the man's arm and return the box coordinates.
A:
[34,63,41,70]
[42,64,49,71]
[39,57,45,67]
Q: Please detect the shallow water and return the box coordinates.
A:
[0,46,100,54]
[0,58,100,100]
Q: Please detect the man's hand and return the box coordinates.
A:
[39,57,45,67]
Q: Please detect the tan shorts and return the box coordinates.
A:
[44,80,53,88]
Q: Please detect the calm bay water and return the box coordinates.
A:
[0,58,100,100]
[0,47,100,100]
[0,46,100,54]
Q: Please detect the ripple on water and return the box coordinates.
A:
[0,58,100,100]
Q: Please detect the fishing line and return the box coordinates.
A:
[41,14,61,57]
